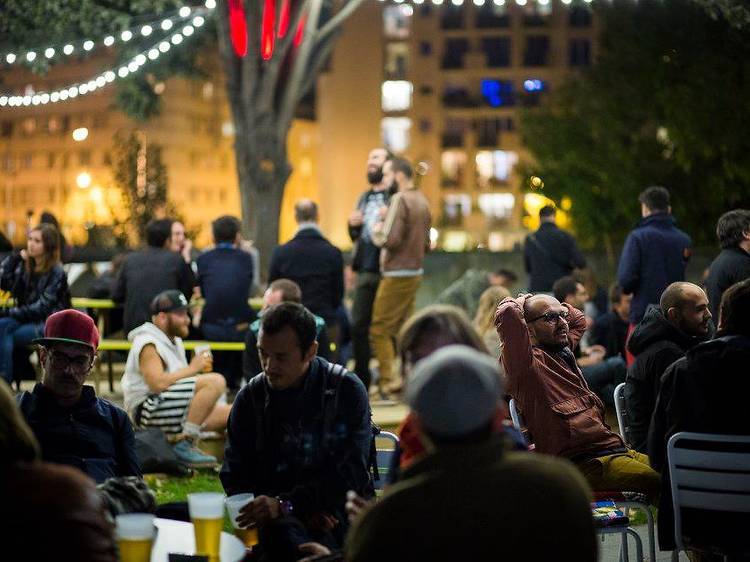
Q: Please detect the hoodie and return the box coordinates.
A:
[623,305,705,452]
[121,322,188,416]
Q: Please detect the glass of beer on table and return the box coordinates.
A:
[194,343,213,373]
[116,513,156,562]
[187,492,225,562]
[225,493,259,549]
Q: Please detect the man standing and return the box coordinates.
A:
[269,200,344,334]
[617,186,692,330]
[197,215,256,391]
[348,148,392,390]
[346,345,596,562]
[495,293,659,501]
[113,219,195,335]
[122,290,232,467]
[370,158,432,397]
[17,309,140,483]
[705,209,750,320]
[625,282,712,452]
[648,279,750,553]
[435,267,517,318]
[221,302,372,560]
[524,205,586,293]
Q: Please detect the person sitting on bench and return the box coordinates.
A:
[122,290,231,467]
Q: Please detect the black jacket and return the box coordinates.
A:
[523,222,586,292]
[268,228,344,324]
[648,335,750,550]
[705,246,750,320]
[591,310,628,359]
[624,306,704,452]
[0,253,71,323]
[112,247,195,335]
[221,358,372,544]
[17,383,141,484]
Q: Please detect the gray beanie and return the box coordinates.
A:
[405,345,503,438]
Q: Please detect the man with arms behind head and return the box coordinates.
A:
[348,148,393,390]
[625,282,712,452]
[346,345,596,562]
[495,293,659,501]
[122,290,231,467]
[222,303,372,561]
[17,309,140,483]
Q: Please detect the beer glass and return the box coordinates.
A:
[195,344,213,373]
[225,493,259,548]
[116,513,156,562]
[187,492,224,561]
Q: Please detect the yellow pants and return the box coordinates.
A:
[577,449,660,504]
[369,275,422,391]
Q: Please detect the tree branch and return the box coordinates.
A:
[296,33,338,105]
[315,0,368,45]
[276,0,324,139]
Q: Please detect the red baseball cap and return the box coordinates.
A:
[34,309,100,350]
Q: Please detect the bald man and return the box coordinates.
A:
[495,293,659,502]
[624,282,712,452]
[268,199,344,329]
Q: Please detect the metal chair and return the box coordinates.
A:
[373,431,399,491]
[508,396,647,561]
[667,432,750,560]
[611,383,657,562]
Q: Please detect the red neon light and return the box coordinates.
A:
[229,0,248,57]
[278,0,290,38]
[261,0,276,60]
[293,14,305,47]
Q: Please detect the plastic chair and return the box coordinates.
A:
[373,431,399,491]
[614,382,628,444]
[667,432,750,560]
[508,396,648,561]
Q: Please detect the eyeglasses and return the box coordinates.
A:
[528,310,570,325]
[47,350,93,371]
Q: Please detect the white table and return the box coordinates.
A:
[151,518,245,562]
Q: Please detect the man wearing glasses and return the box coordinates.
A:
[495,294,659,502]
[17,309,141,483]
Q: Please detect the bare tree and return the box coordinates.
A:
[216,0,366,272]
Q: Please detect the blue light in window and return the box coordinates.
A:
[523,79,545,92]
[481,79,513,107]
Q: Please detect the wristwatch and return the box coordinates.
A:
[276,496,294,517]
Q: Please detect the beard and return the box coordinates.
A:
[367,168,383,185]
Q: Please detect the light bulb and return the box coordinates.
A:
[104,36,115,46]
[26,51,37,62]
[5,53,16,64]
[121,30,133,41]
[63,44,74,55]
[83,40,94,51]
[141,25,153,36]
[161,19,173,30]
[45,48,55,58]
[179,6,191,17]
[148,48,160,60]
[183,25,195,36]
[171,33,183,45]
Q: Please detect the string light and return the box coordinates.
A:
[161,19,173,31]
[103,35,115,47]
[141,25,153,36]
[0,9,211,109]
[45,48,55,58]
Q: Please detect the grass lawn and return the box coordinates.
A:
[144,470,224,505]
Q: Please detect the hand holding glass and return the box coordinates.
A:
[226,493,259,548]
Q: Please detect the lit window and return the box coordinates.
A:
[383,5,412,39]
[523,79,545,92]
[481,79,514,107]
[441,150,467,188]
[22,118,36,135]
[385,43,409,80]
[382,81,413,112]
[478,192,516,222]
[202,81,214,99]
[381,117,411,153]
[441,194,472,227]
[475,150,518,189]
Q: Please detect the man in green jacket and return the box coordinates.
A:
[345,345,597,562]
[435,267,517,318]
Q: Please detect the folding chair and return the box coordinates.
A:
[508,396,646,561]
[614,382,628,444]
[373,431,399,492]
[667,432,750,560]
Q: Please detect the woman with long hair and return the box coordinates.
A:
[0,224,71,384]
[473,285,511,359]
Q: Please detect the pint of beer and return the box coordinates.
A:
[225,493,259,548]
[194,344,213,373]
[116,513,156,562]
[187,492,225,562]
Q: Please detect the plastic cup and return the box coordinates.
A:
[187,493,225,561]
[116,514,156,562]
[226,493,258,548]
[195,343,213,373]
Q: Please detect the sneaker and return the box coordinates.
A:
[173,440,218,468]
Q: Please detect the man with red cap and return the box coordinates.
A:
[16,309,141,483]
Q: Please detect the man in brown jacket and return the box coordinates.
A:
[495,293,659,501]
[370,157,432,398]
